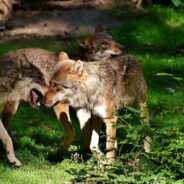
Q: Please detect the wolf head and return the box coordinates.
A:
[79,25,125,61]
[24,51,69,109]
[43,53,85,107]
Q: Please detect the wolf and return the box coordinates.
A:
[0,48,70,166]
[77,24,126,61]
[53,25,127,155]
[49,26,151,159]
[43,51,151,161]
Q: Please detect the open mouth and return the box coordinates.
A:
[29,89,43,108]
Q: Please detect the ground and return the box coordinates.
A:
[0,4,184,184]
[0,9,120,38]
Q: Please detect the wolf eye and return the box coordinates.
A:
[62,84,69,89]
[61,82,71,89]
[101,41,109,47]
[103,41,108,45]
[50,81,58,88]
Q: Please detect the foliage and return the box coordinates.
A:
[171,0,184,7]
[66,108,184,183]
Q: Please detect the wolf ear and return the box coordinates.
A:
[95,24,104,33]
[58,52,69,62]
[73,60,83,74]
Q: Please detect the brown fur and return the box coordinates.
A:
[48,27,151,159]
[43,52,150,160]
[78,25,126,61]
[0,0,13,24]
[0,48,66,166]
[53,26,127,155]
[79,26,151,154]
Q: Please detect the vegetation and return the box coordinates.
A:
[0,5,184,184]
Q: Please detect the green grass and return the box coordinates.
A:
[0,5,184,183]
[0,36,79,55]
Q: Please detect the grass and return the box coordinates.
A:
[0,5,184,184]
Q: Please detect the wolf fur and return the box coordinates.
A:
[78,24,126,61]
[43,52,150,160]
[0,0,14,24]
[0,48,65,166]
[49,26,151,159]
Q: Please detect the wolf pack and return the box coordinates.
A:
[0,25,151,167]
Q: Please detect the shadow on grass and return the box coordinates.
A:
[109,6,184,55]
[106,6,184,94]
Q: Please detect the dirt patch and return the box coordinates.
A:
[0,9,121,42]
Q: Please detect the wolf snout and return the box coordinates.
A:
[42,97,53,107]
[117,43,126,54]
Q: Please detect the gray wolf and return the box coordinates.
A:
[52,25,127,155]
[43,52,151,161]
[48,26,151,160]
[0,48,67,166]
[78,24,126,61]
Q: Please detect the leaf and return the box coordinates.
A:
[156,72,183,81]
[122,114,133,120]
[126,106,139,114]
[113,123,124,129]
[171,0,182,7]
[119,140,128,145]
[172,76,183,81]
[169,143,184,149]
[156,72,173,77]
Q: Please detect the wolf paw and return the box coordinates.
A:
[10,158,22,167]
[91,147,104,156]
[8,155,22,167]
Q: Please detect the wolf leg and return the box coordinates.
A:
[139,102,152,152]
[54,103,75,154]
[0,119,21,166]
[104,116,117,160]
[89,117,103,155]
[76,109,92,152]
[1,101,19,135]
[81,119,92,153]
